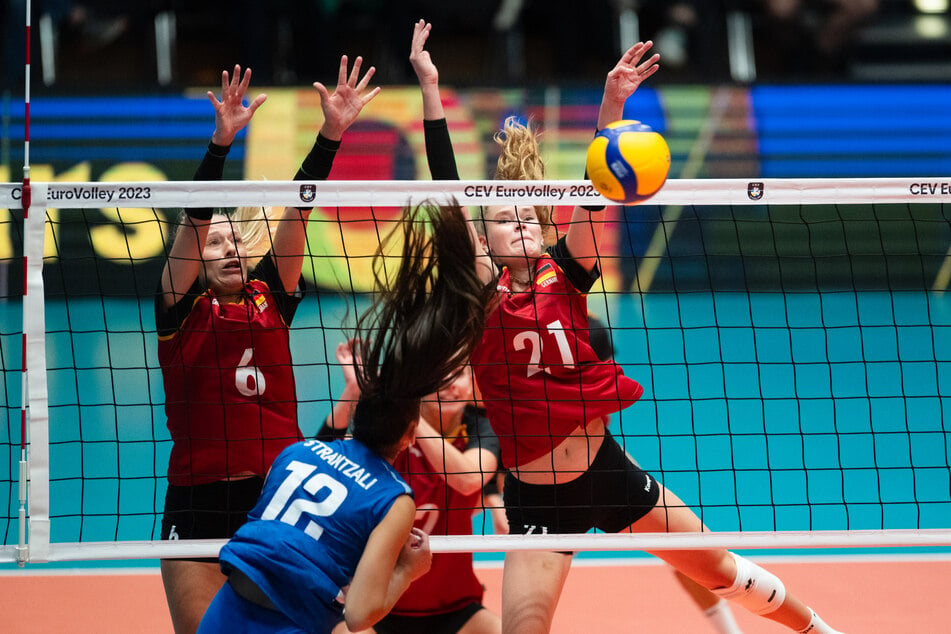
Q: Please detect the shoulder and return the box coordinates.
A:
[545,237,599,293]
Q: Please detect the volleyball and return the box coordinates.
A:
[585,120,670,204]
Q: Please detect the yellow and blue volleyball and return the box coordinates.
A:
[585,120,670,204]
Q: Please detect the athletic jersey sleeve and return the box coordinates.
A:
[154,277,203,337]
[423,118,460,180]
[314,420,348,443]
[194,141,230,180]
[547,236,601,293]
[249,253,304,325]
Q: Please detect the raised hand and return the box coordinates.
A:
[313,55,381,141]
[335,338,362,392]
[598,41,660,128]
[409,19,438,88]
[207,65,267,146]
[608,41,659,97]
[398,528,432,582]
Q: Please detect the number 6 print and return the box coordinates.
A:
[235,347,266,397]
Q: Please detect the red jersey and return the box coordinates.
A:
[471,240,643,468]
[157,257,304,486]
[388,410,496,616]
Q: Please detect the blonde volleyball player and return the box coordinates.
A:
[409,19,842,634]
[157,57,379,633]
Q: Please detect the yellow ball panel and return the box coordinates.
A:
[616,131,671,197]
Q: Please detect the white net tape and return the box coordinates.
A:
[4,178,950,563]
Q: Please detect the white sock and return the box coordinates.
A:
[798,609,843,634]
[704,598,743,634]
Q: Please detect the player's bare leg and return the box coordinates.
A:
[500,549,572,634]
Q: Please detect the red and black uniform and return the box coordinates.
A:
[158,135,338,543]
[157,254,304,542]
[157,255,304,486]
[470,240,643,469]
[425,119,659,538]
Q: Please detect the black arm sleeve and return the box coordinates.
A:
[315,420,348,443]
[294,133,341,211]
[187,141,231,220]
[548,236,600,293]
[295,133,340,181]
[462,405,501,463]
[424,118,460,180]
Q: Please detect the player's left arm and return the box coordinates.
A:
[271,55,381,292]
[344,496,430,631]
[566,41,660,272]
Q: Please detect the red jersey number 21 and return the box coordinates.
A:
[513,320,576,377]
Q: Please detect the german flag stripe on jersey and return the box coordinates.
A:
[536,261,557,286]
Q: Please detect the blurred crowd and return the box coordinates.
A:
[1,0,887,90]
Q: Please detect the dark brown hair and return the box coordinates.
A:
[350,201,487,455]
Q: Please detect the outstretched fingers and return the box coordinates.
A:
[246,92,268,116]
[312,81,330,104]
[207,64,267,145]
[236,65,253,96]
[411,19,432,55]
[635,54,661,80]
[314,55,381,139]
[347,55,363,86]
[620,40,653,66]
[356,63,375,90]
[362,84,382,107]
[209,65,262,106]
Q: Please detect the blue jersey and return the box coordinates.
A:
[218,439,412,633]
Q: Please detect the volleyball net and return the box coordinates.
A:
[2,177,950,564]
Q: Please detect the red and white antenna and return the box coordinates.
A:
[22,0,31,208]
[17,0,32,568]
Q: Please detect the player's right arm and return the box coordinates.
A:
[411,22,491,283]
[159,65,266,308]
[412,20,460,181]
[343,496,431,631]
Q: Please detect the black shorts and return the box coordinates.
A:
[161,477,264,560]
[373,602,486,634]
[503,435,660,535]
